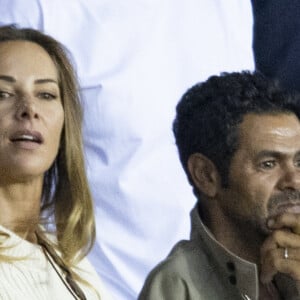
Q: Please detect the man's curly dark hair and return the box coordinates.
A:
[173,71,300,188]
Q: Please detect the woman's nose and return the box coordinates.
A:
[15,98,39,120]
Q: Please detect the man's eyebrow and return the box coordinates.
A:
[256,150,300,159]
[0,75,16,82]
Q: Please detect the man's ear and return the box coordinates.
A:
[187,153,221,198]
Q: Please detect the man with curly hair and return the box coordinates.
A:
[140,71,300,300]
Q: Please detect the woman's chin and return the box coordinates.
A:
[0,167,45,184]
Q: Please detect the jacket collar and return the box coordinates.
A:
[190,205,259,300]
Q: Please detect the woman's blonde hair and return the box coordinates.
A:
[0,25,95,266]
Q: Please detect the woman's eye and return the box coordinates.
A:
[295,160,300,168]
[260,160,276,169]
[0,91,13,99]
[37,92,57,100]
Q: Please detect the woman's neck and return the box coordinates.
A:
[0,177,43,243]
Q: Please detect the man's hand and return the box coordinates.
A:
[260,213,300,284]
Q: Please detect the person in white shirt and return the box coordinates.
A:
[0,1,254,299]
[0,25,111,300]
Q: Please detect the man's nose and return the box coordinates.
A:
[277,165,300,191]
[15,97,39,120]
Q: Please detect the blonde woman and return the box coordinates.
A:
[0,25,111,300]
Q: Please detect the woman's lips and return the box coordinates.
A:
[10,130,43,142]
[11,140,41,150]
[9,130,44,150]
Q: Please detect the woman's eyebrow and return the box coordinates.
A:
[0,76,58,85]
[34,78,58,85]
[0,75,16,82]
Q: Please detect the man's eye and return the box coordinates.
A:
[38,92,57,100]
[0,91,13,99]
[260,160,276,169]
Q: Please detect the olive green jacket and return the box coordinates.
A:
[138,206,299,300]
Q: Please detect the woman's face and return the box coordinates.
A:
[0,41,64,183]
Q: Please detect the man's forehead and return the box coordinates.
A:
[237,113,300,152]
[240,113,300,133]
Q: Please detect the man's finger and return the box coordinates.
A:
[268,213,300,234]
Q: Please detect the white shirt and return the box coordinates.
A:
[0,225,112,300]
[0,1,254,299]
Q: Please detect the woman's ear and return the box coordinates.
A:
[187,153,221,198]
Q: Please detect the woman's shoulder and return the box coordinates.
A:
[41,229,114,299]
[75,256,114,300]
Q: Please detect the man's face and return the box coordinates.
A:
[218,113,300,234]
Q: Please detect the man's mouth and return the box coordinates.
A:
[275,203,300,214]
[268,190,300,217]
[268,202,300,219]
